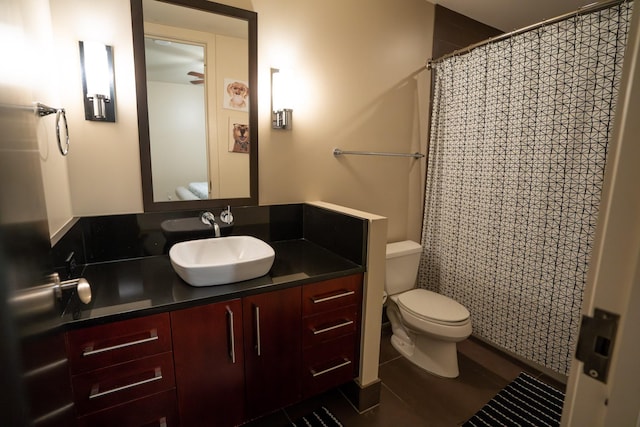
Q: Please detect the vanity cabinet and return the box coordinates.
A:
[65,313,178,426]
[170,287,301,425]
[65,273,362,426]
[171,299,245,427]
[301,274,362,398]
[243,286,302,420]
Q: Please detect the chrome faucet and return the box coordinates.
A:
[200,211,221,237]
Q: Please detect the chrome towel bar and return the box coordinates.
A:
[333,148,424,159]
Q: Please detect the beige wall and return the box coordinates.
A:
[29,0,75,237]
[49,0,143,220]
[44,0,434,244]
[251,0,434,243]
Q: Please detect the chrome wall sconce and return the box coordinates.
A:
[79,41,116,122]
[271,68,293,129]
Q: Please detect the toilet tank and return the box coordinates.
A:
[385,240,423,295]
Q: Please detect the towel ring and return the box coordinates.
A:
[35,102,70,156]
[56,109,69,156]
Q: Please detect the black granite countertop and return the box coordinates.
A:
[61,239,364,329]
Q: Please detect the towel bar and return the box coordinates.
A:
[333,148,424,159]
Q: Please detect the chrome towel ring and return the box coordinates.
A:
[35,102,70,156]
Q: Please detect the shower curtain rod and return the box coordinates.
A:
[427,0,629,68]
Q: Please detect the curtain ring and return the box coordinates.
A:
[56,108,69,156]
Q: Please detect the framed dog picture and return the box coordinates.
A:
[223,78,249,112]
[229,122,249,153]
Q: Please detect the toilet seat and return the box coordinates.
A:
[396,289,469,326]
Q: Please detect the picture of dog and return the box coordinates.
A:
[231,123,249,153]
[226,81,249,110]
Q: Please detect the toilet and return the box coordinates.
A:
[384,240,471,378]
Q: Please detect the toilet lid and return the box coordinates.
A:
[397,289,470,324]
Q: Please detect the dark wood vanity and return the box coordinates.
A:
[52,203,369,426]
[65,273,363,426]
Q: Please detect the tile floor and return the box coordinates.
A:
[245,324,566,427]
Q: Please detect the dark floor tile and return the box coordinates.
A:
[338,385,428,427]
[457,337,538,383]
[458,337,568,393]
[379,353,509,426]
[246,327,567,427]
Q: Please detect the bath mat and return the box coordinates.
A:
[290,406,343,427]
[463,372,565,426]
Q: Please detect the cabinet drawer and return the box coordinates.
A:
[66,313,172,374]
[76,389,178,427]
[302,274,362,316]
[303,305,358,347]
[302,334,357,398]
[72,352,175,416]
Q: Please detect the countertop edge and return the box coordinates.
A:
[62,266,366,331]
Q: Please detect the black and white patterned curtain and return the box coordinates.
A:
[419,2,633,375]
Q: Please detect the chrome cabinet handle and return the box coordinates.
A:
[82,329,158,356]
[311,319,354,335]
[254,305,261,356]
[310,358,351,377]
[89,367,162,399]
[311,290,355,304]
[226,306,236,364]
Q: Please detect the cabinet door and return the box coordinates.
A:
[243,286,301,419]
[171,299,244,427]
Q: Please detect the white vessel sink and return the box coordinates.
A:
[169,236,275,287]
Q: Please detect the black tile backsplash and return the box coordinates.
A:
[303,205,367,266]
[269,203,304,241]
[51,203,367,272]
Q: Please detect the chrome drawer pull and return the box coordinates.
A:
[89,367,162,399]
[312,320,354,335]
[82,329,159,356]
[226,306,236,364]
[254,305,261,356]
[310,358,351,377]
[311,290,354,304]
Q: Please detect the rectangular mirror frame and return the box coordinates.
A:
[131,0,258,212]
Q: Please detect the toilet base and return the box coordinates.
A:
[390,333,461,378]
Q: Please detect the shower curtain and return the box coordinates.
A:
[419,2,633,375]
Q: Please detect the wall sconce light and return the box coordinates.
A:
[271,68,293,129]
[79,41,116,122]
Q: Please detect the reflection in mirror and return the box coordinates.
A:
[131,0,258,212]
[145,38,208,201]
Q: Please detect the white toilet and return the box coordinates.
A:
[384,240,472,378]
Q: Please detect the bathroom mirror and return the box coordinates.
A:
[131,0,258,212]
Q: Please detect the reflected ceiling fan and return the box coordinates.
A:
[187,71,204,85]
